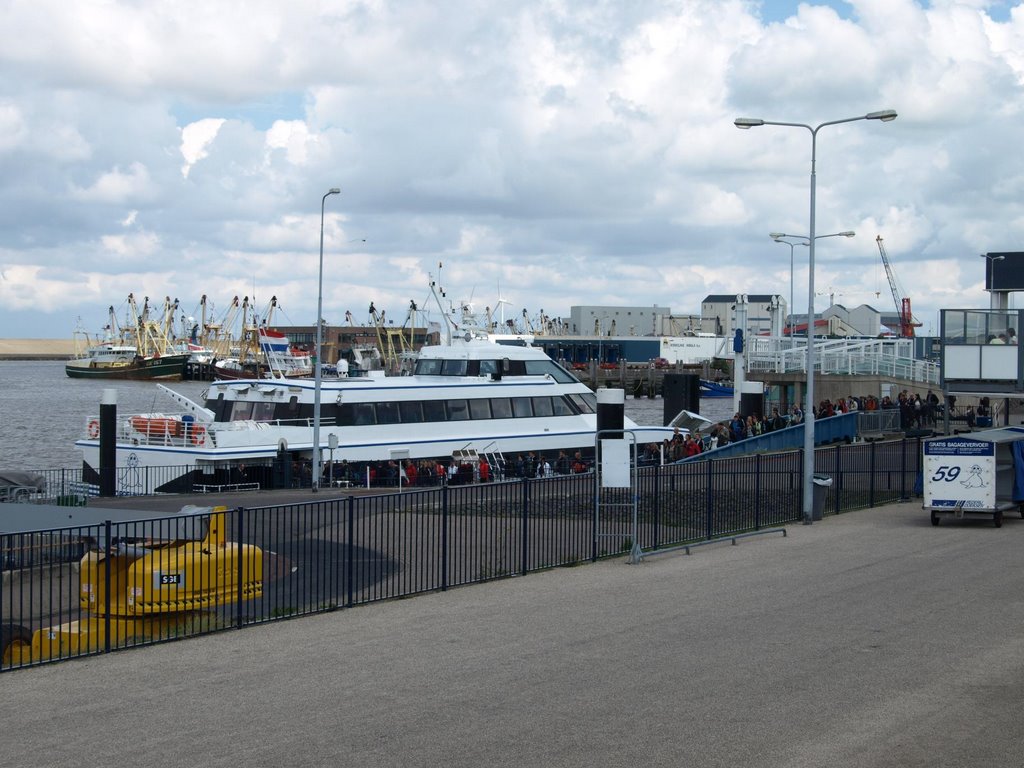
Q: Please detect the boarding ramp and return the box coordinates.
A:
[0,471,46,503]
[678,412,858,462]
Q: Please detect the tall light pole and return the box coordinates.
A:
[312,187,341,492]
[770,231,855,339]
[736,110,896,523]
[770,236,808,339]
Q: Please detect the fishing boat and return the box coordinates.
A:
[212,297,314,380]
[65,344,189,380]
[65,302,189,380]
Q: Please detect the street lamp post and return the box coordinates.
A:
[770,236,808,340]
[312,187,341,492]
[736,110,896,523]
[770,231,855,339]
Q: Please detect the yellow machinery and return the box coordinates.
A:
[2,505,262,666]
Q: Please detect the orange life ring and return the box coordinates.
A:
[191,425,206,446]
[87,419,100,439]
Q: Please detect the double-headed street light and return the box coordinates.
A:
[736,110,896,524]
[312,187,341,492]
[770,235,808,339]
[770,231,855,339]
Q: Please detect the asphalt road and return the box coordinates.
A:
[3,500,1023,768]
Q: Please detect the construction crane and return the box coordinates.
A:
[875,235,920,338]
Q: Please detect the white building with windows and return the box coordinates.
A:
[700,294,786,337]
[568,305,671,337]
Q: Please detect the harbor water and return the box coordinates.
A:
[0,360,735,471]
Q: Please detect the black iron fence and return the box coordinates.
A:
[1,437,922,671]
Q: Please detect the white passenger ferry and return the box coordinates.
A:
[75,330,683,494]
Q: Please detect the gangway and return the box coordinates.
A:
[745,336,939,384]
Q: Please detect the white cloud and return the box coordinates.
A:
[100,229,160,258]
[181,118,226,178]
[0,0,1021,338]
[71,162,154,203]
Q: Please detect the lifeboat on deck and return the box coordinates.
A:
[130,415,184,438]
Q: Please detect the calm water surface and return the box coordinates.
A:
[0,361,734,471]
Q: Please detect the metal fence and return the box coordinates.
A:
[4,462,452,503]
[1,437,922,671]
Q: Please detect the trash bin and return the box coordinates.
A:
[811,474,833,521]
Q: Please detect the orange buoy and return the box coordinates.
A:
[87,419,100,439]
[191,424,207,446]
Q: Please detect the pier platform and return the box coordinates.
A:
[3,500,1023,767]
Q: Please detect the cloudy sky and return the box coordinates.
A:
[1,0,1022,340]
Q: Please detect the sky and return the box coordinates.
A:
[2,0,1023,340]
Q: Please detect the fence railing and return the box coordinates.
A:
[1,437,922,671]
[4,462,483,503]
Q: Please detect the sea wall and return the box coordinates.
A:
[0,339,76,360]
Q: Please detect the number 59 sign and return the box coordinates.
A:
[923,437,995,510]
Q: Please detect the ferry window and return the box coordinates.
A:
[275,399,302,424]
[399,401,424,423]
[478,360,498,376]
[252,402,276,422]
[352,403,376,426]
[441,359,468,376]
[532,397,554,417]
[206,401,221,422]
[469,399,491,419]
[319,404,339,426]
[423,400,446,422]
[490,398,513,418]
[336,403,355,427]
[552,396,573,416]
[447,399,470,421]
[416,358,442,375]
[512,397,533,418]
[525,359,576,384]
[376,401,400,425]
[568,393,596,414]
[229,401,253,421]
[206,394,230,422]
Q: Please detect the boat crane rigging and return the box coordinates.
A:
[875,235,920,338]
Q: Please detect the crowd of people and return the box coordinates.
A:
[306,449,598,489]
[658,388,960,459]
[278,387,972,486]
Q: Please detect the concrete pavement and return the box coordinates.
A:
[3,501,1023,768]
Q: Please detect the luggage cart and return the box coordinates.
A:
[923,428,1024,528]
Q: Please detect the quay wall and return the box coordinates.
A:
[0,339,75,360]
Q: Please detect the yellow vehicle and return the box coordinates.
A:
[2,505,262,667]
